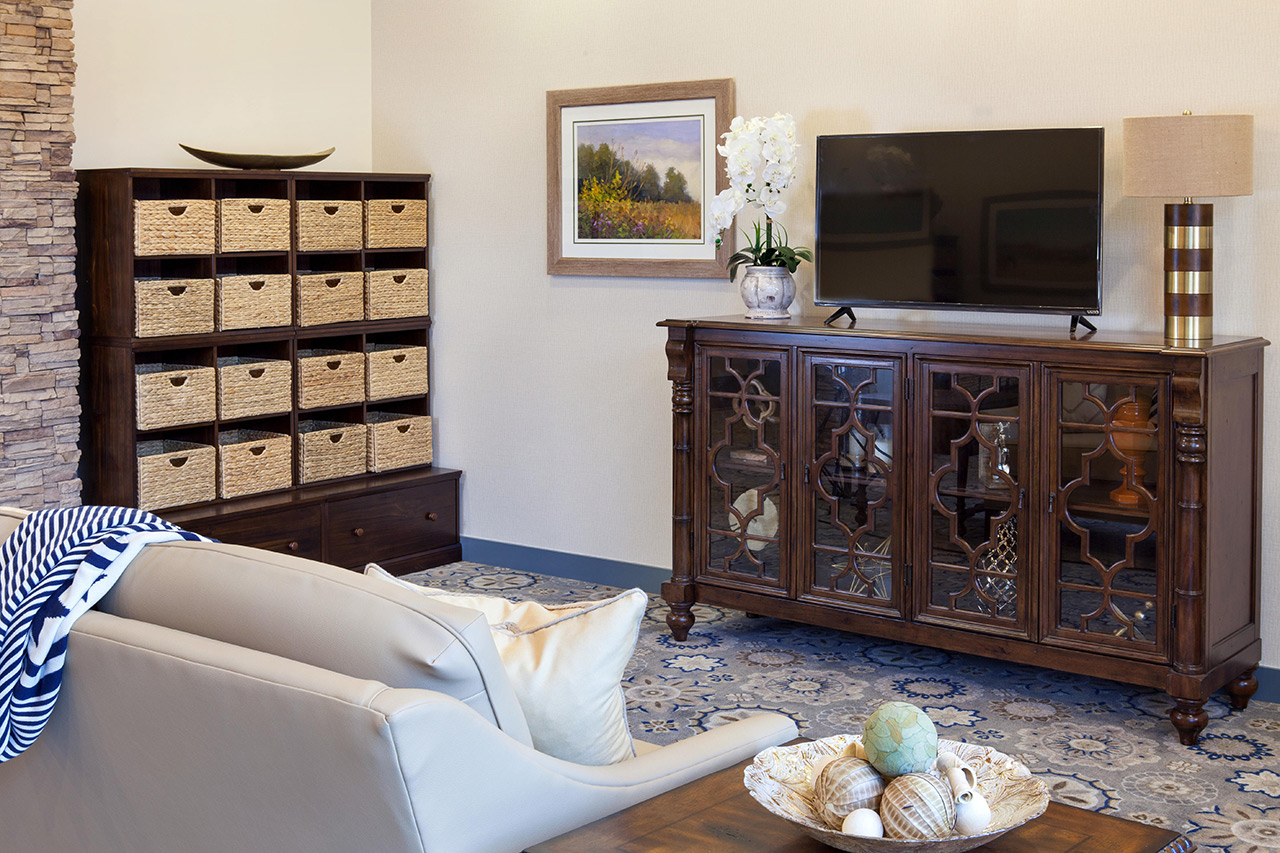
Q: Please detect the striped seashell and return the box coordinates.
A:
[814,757,888,830]
[880,772,957,840]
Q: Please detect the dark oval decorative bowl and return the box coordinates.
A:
[178,144,335,170]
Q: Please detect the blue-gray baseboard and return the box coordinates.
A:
[461,537,1280,705]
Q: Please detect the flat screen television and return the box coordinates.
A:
[815,127,1103,317]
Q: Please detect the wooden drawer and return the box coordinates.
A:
[180,504,324,561]
[325,481,457,568]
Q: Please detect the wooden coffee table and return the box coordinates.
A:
[529,752,1193,852]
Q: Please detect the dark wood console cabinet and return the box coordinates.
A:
[661,315,1266,744]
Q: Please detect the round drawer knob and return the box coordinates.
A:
[425,512,438,522]
[288,541,299,551]
[353,527,364,537]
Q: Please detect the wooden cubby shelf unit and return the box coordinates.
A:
[76,168,456,573]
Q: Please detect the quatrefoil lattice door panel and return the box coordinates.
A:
[696,345,789,593]
[916,361,1032,637]
[1045,371,1169,661]
[799,353,905,618]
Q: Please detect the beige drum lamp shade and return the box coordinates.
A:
[1122,114,1253,199]
[1121,113,1253,343]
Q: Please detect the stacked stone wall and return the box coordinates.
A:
[0,1,79,508]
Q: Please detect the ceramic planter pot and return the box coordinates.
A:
[739,265,795,319]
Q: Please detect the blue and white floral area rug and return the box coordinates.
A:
[401,562,1280,853]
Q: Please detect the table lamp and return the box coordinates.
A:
[1122,112,1253,342]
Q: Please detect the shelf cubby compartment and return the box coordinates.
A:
[216,354,293,421]
[135,356,216,431]
[217,426,294,499]
[367,410,432,472]
[296,343,365,410]
[136,437,217,510]
[297,416,368,484]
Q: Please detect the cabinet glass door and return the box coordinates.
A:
[698,346,788,591]
[1047,373,1166,658]
[918,362,1030,636]
[801,354,902,616]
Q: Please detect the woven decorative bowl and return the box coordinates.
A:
[744,736,1048,853]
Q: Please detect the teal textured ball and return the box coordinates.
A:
[862,701,938,779]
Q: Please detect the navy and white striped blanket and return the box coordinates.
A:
[0,506,205,763]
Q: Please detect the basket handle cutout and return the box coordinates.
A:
[249,367,265,378]
[329,432,344,443]
[392,274,407,284]
[248,204,264,214]
[249,280,265,290]
[326,360,342,370]
[167,285,187,296]
[325,277,341,287]
[392,353,406,363]
[249,446,265,456]
[169,456,188,468]
[391,204,405,214]
[169,375,188,387]
[397,424,411,433]
[324,205,339,215]
[168,205,187,216]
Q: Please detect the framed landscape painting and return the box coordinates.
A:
[547,78,734,277]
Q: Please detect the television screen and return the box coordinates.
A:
[815,128,1103,315]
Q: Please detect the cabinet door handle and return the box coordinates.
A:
[1047,493,1056,514]
[353,527,364,537]
[425,512,438,522]
[1018,488,1025,509]
[287,541,299,551]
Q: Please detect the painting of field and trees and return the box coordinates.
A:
[574,117,703,242]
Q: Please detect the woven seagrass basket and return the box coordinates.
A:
[365,344,428,400]
[134,278,215,337]
[217,198,290,253]
[297,420,367,483]
[296,271,364,326]
[295,200,363,251]
[296,348,365,409]
[136,439,216,510]
[365,268,428,320]
[216,273,292,330]
[364,199,427,248]
[134,199,216,256]
[367,412,432,472]
[217,429,292,498]
[135,363,216,430]
[216,356,292,420]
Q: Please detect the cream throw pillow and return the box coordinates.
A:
[364,564,645,766]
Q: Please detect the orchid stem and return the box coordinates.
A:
[765,216,773,254]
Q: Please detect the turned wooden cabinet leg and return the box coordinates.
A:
[1170,698,1209,746]
[666,602,695,641]
[1226,666,1260,711]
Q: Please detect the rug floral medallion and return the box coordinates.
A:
[404,563,1280,853]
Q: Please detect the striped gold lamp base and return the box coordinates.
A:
[1165,203,1213,342]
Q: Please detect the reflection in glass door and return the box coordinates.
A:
[803,355,901,616]
[1049,374,1165,656]
[918,363,1029,636]
[700,347,787,589]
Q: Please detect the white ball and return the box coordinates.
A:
[842,808,885,838]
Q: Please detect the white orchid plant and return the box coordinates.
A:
[709,112,812,281]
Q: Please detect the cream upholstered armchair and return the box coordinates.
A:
[0,507,797,852]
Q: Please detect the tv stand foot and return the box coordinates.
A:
[1070,315,1098,336]
[824,307,857,327]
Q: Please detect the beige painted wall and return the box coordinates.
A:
[371,0,1279,667]
[72,0,373,171]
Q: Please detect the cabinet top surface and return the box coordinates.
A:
[660,314,1268,356]
[76,167,430,181]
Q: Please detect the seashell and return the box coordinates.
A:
[814,757,888,830]
[841,740,868,761]
[945,761,978,803]
[954,790,993,835]
[880,772,957,841]
[862,701,939,779]
[808,754,836,789]
[841,808,884,838]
